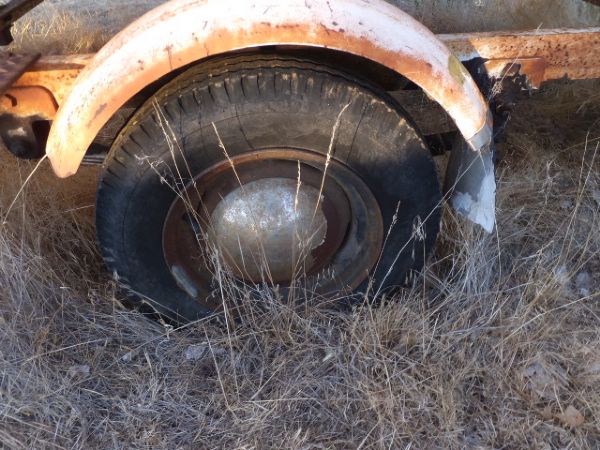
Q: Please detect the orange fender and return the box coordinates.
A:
[46,0,492,179]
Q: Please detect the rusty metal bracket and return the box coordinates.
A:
[0,85,57,118]
[441,28,600,87]
[484,58,548,89]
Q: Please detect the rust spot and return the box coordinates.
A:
[319,23,331,35]
[91,103,107,123]
[484,58,547,88]
[442,28,600,84]
[165,44,175,71]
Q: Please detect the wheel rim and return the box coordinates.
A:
[162,149,384,304]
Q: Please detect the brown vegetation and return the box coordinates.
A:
[0,77,598,448]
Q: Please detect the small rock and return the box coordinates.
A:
[185,343,229,361]
[553,265,570,288]
[67,364,90,379]
[540,405,553,420]
[522,359,567,400]
[560,199,573,210]
[185,343,209,361]
[575,272,592,297]
[121,348,140,363]
[588,361,600,376]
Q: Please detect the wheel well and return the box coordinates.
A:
[87,47,411,159]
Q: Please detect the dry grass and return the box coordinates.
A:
[0,79,599,448]
[8,0,600,52]
[9,0,165,55]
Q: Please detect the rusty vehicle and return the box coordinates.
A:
[0,0,598,322]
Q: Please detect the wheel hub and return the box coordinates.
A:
[210,178,327,282]
[162,149,384,303]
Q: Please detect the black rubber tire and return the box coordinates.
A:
[96,54,441,322]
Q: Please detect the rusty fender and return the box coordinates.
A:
[45,0,496,231]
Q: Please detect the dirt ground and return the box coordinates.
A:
[0,72,598,449]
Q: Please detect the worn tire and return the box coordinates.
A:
[96,55,441,322]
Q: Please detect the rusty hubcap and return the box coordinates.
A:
[162,149,383,303]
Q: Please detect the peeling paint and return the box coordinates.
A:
[451,170,496,233]
[444,137,496,233]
